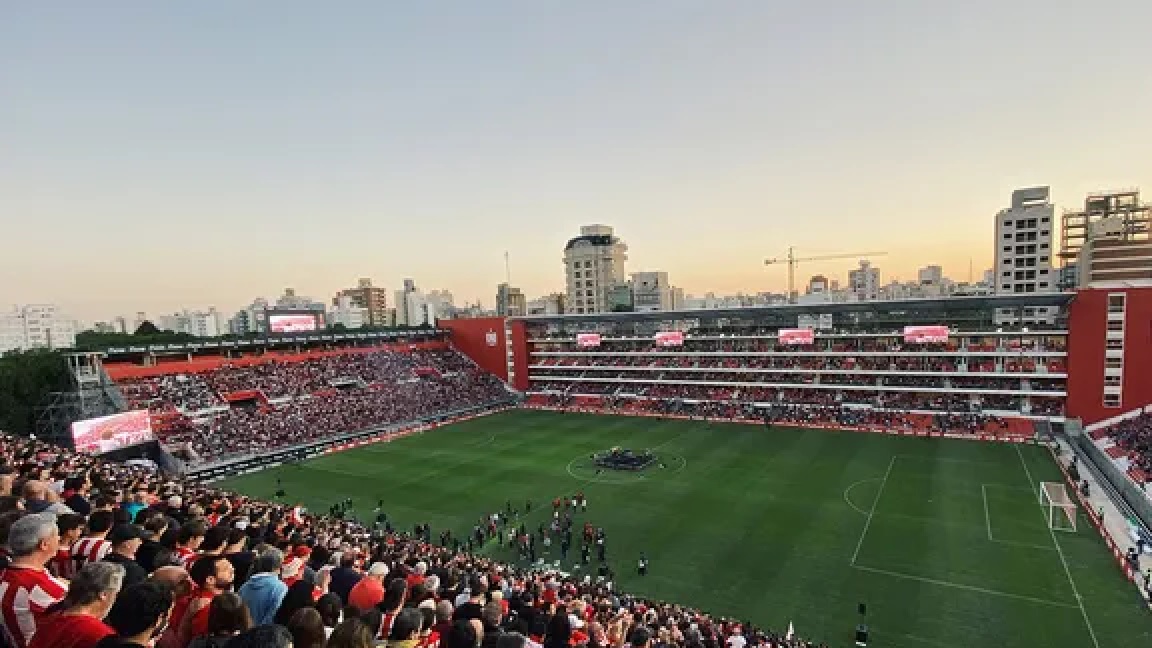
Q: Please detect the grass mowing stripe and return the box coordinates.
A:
[1015,444,1101,648]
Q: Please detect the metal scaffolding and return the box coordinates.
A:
[34,353,126,448]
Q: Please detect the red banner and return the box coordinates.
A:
[903,325,950,344]
[654,331,685,347]
[576,333,601,348]
[778,328,815,345]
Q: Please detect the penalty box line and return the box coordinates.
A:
[851,564,1079,609]
[981,483,1056,552]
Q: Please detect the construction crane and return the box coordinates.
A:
[764,248,889,303]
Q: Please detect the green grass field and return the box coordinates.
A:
[216,409,1152,647]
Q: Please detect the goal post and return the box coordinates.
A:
[1039,481,1077,532]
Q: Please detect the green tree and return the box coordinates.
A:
[0,350,70,436]
[134,320,161,335]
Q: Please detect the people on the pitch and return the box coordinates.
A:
[638,552,649,576]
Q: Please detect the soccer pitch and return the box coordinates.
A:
[216,409,1152,647]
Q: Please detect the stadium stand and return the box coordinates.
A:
[0,430,825,648]
[1092,412,1152,486]
[522,327,1065,438]
[108,347,509,462]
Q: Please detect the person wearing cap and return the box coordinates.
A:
[103,524,149,588]
[348,562,389,611]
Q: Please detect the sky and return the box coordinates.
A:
[2,2,1151,322]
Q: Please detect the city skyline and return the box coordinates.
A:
[3,3,1151,321]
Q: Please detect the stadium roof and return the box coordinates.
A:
[513,292,1076,323]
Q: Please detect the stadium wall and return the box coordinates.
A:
[1067,286,1152,425]
[440,317,529,389]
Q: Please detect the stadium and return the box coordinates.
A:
[2,288,1147,648]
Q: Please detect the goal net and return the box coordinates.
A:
[1039,481,1077,532]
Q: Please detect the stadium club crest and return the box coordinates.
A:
[485,330,498,347]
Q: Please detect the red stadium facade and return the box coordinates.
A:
[443,287,1152,429]
[1066,286,1152,425]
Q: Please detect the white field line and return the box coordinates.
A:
[851,455,896,565]
[1015,444,1101,648]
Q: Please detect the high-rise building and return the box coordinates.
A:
[0,304,78,353]
[630,271,678,312]
[994,187,1057,324]
[427,290,456,317]
[229,298,269,335]
[328,296,369,329]
[157,309,223,337]
[496,284,527,317]
[525,293,566,315]
[848,260,881,300]
[395,280,446,326]
[334,278,390,326]
[113,316,129,333]
[275,288,325,312]
[563,225,628,314]
[1059,189,1151,269]
[1061,189,1151,289]
[606,282,634,312]
[917,265,944,286]
[1076,204,1152,287]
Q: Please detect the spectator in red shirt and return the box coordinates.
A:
[51,513,86,580]
[348,562,388,611]
[406,560,428,588]
[167,555,234,648]
[0,513,68,648]
[174,520,206,568]
[29,561,122,648]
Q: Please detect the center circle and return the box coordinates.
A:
[565,451,687,484]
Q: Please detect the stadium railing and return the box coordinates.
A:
[1070,426,1152,531]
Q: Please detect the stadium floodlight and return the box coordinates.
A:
[1039,481,1077,532]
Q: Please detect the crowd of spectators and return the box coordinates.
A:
[534,355,1064,380]
[528,382,1060,417]
[526,393,1013,436]
[164,370,508,462]
[120,350,482,413]
[1102,413,1152,483]
[531,354,1066,375]
[0,432,825,648]
[112,350,510,462]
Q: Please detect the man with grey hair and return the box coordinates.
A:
[237,547,287,625]
[0,513,68,648]
[26,561,123,647]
